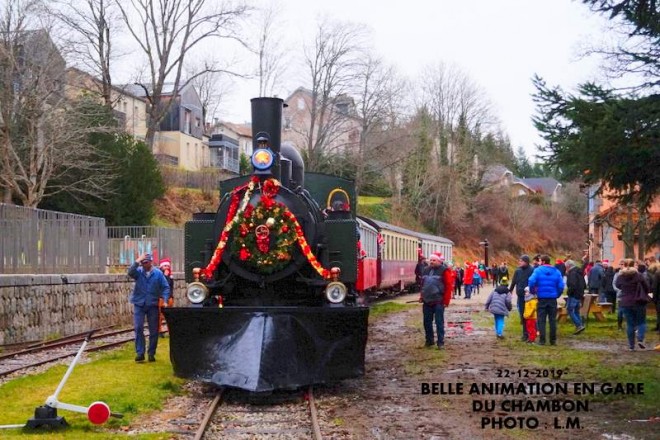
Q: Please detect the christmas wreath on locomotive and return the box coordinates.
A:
[163,97,369,392]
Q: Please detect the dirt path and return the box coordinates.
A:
[128,291,656,439]
[314,292,657,440]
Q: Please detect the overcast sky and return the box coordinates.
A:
[210,0,615,159]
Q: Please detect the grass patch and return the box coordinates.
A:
[358,196,387,205]
[503,309,660,414]
[357,200,391,222]
[369,301,414,319]
[0,340,185,439]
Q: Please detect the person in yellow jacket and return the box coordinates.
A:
[523,287,538,343]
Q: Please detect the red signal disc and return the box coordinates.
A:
[87,401,111,424]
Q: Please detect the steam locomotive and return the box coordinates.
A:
[163,97,369,392]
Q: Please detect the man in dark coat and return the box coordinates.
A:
[508,255,535,341]
[588,260,605,301]
[419,254,453,349]
[602,260,616,309]
[565,260,586,335]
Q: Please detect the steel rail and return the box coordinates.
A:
[0,337,134,378]
[0,327,132,362]
[193,390,224,440]
[307,386,323,440]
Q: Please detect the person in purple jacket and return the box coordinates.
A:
[527,254,565,346]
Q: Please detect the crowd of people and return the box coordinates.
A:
[416,250,659,351]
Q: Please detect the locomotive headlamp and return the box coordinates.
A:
[251,148,274,170]
[186,282,209,304]
[325,281,347,304]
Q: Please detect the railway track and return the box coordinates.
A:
[0,327,136,378]
[193,386,323,440]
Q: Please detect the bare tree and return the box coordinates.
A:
[298,18,366,171]
[48,0,122,108]
[0,0,113,207]
[418,62,495,166]
[408,62,501,230]
[188,67,232,127]
[250,1,287,97]
[506,195,534,235]
[114,0,249,148]
[352,55,408,194]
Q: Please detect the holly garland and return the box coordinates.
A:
[202,177,258,279]
[282,209,331,279]
[203,177,331,279]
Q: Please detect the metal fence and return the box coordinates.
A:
[0,204,185,274]
[107,226,184,272]
[0,203,107,274]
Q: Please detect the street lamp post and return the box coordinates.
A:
[479,239,489,267]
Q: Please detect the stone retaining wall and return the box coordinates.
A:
[0,273,185,345]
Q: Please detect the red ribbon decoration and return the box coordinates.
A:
[202,177,331,280]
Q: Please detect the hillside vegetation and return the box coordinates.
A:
[155,187,586,264]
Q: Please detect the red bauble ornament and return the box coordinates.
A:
[239,248,251,260]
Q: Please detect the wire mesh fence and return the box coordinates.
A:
[0,203,107,274]
[107,226,184,272]
[1,204,185,274]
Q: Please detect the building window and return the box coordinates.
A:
[297,98,304,110]
[184,109,192,134]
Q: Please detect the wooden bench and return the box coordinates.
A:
[597,302,613,314]
[558,298,568,322]
[581,294,607,322]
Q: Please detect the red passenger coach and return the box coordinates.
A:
[417,231,454,262]
[358,217,419,292]
[357,216,455,295]
[356,217,378,292]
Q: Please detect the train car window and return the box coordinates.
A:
[394,236,398,260]
[392,236,396,260]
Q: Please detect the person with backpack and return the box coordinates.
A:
[485,276,513,339]
[472,267,482,295]
[565,260,586,335]
[418,253,453,349]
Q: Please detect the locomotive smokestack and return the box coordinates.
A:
[251,97,284,180]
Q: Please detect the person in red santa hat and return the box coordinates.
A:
[418,252,453,349]
[158,258,174,336]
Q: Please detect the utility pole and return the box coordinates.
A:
[479,239,489,267]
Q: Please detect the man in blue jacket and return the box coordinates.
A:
[528,254,565,346]
[128,253,171,362]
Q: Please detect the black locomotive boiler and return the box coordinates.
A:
[163,97,369,392]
